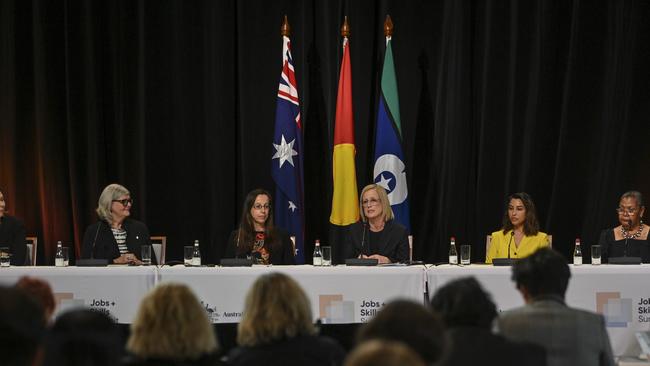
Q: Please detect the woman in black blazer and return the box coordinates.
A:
[345,184,409,264]
[81,184,152,264]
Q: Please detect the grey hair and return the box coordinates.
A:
[620,191,644,207]
[96,184,130,223]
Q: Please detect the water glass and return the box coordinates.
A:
[322,246,332,266]
[591,245,601,265]
[61,247,69,267]
[184,246,194,266]
[141,245,152,266]
[460,245,471,265]
[0,247,10,267]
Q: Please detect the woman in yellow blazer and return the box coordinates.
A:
[486,192,549,263]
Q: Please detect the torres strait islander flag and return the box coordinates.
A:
[271,34,305,263]
[373,32,411,231]
[330,36,359,226]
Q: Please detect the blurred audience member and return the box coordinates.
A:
[356,299,445,365]
[431,276,545,366]
[126,283,221,366]
[41,308,122,366]
[227,272,345,366]
[15,276,56,322]
[345,340,425,366]
[0,286,46,366]
[499,248,615,366]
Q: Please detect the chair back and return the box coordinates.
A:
[151,236,167,264]
[26,236,38,266]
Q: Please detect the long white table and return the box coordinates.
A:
[157,265,427,324]
[429,264,650,357]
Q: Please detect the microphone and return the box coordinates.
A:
[360,222,368,257]
[77,221,108,266]
[90,222,101,259]
[624,219,633,257]
[492,231,516,266]
[507,231,514,259]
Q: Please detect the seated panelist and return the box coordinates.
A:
[486,192,549,264]
[81,184,153,265]
[0,189,27,265]
[598,190,648,262]
[344,184,408,264]
[224,189,295,265]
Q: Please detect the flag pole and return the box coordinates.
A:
[281,14,290,36]
[341,15,350,38]
[384,14,393,38]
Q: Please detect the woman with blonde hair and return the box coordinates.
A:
[81,183,153,264]
[344,184,409,264]
[227,272,345,366]
[125,283,221,366]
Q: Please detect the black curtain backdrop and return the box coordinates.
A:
[1,0,649,265]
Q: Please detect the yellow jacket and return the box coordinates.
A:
[486,230,549,263]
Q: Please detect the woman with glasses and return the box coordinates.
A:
[486,192,550,264]
[598,190,648,263]
[344,184,408,264]
[81,183,152,264]
[224,188,295,265]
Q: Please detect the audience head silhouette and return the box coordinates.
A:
[127,283,219,362]
[237,272,315,346]
[357,299,446,364]
[511,247,571,302]
[431,276,497,329]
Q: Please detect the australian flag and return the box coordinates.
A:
[373,37,411,232]
[271,35,305,263]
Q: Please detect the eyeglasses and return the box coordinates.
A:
[362,198,380,207]
[253,204,271,210]
[112,198,133,207]
[616,207,638,215]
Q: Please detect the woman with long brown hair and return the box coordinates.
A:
[224,189,294,264]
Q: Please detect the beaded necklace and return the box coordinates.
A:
[621,222,644,239]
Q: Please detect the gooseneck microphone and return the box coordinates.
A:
[507,231,514,259]
[90,221,102,259]
[360,222,368,257]
[624,219,633,257]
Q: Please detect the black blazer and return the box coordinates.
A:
[0,215,27,265]
[81,218,155,264]
[598,228,650,263]
[344,220,409,263]
[224,227,295,265]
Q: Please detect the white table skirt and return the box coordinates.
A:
[156,265,426,324]
[0,266,156,323]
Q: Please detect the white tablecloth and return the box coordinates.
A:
[428,264,650,357]
[0,266,156,323]
[157,265,426,324]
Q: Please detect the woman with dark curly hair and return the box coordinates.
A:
[486,192,549,263]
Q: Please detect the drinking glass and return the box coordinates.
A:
[322,246,332,266]
[591,245,601,265]
[141,245,152,266]
[184,246,194,266]
[460,245,471,265]
[61,247,69,267]
[0,247,10,267]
